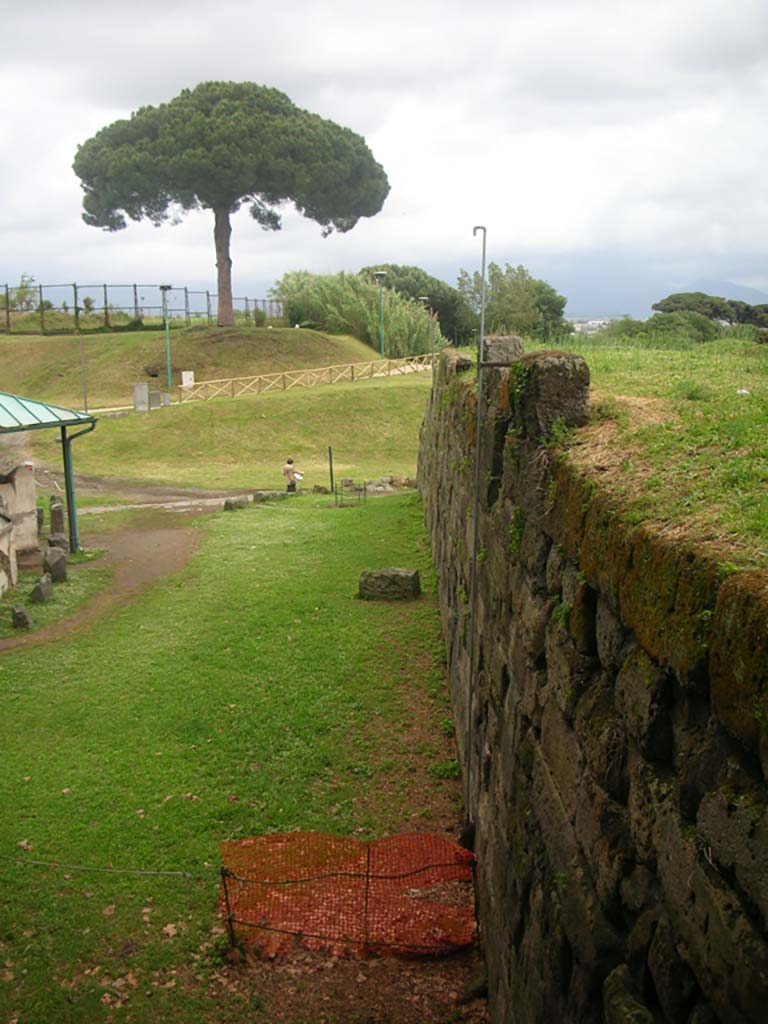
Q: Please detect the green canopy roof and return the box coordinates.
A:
[0,392,95,434]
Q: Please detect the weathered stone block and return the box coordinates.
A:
[485,334,524,364]
[603,965,655,1024]
[30,572,53,604]
[49,500,66,535]
[358,568,421,601]
[647,913,699,1021]
[697,787,768,930]
[709,571,768,761]
[12,605,32,629]
[615,649,673,763]
[43,546,67,582]
[48,533,69,551]
[516,350,590,443]
[223,497,249,511]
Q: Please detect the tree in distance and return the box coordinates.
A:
[73,81,390,327]
[652,291,768,329]
[457,262,567,341]
[359,264,478,344]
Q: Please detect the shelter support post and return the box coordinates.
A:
[60,421,96,553]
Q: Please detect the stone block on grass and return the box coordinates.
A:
[30,573,53,604]
[43,546,68,582]
[12,605,33,629]
[358,568,421,601]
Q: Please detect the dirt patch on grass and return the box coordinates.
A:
[0,517,203,652]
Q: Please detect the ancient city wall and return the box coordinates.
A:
[418,347,768,1024]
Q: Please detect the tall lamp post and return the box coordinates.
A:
[373,270,386,357]
[418,295,435,390]
[160,284,173,392]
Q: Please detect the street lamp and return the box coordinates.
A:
[159,284,173,392]
[373,270,386,357]
[418,295,435,388]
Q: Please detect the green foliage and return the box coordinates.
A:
[73,81,390,325]
[270,270,443,357]
[457,262,567,341]
[593,311,721,346]
[0,273,37,311]
[508,505,525,556]
[652,291,768,329]
[359,264,477,344]
[429,759,461,780]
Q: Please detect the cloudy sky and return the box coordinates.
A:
[2,0,767,316]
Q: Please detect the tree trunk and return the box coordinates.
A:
[214,205,234,327]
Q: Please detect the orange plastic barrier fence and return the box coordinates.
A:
[220,831,476,958]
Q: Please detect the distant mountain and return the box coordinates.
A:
[685,279,768,304]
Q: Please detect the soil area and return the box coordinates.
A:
[3,474,490,1024]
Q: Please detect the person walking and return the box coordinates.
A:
[282,457,302,493]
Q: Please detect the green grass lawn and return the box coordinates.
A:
[31,374,432,490]
[534,337,768,568]
[0,493,457,1023]
[0,326,377,409]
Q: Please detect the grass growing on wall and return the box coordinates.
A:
[535,336,768,567]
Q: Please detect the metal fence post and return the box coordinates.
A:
[184,287,190,326]
[220,867,237,947]
[206,291,212,326]
[133,283,140,321]
[4,285,10,333]
[39,284,45,334]
[103,284,110,328]
[73,283,79,332]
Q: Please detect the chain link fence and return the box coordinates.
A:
[0,280,283,335]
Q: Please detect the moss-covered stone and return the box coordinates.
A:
[709,571,768,758]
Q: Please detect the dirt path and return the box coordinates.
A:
[0,518,203,652]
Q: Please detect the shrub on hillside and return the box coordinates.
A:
[270,271,444,357]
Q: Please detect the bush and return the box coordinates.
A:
[270,271,445,357]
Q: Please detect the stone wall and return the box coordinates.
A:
[0,463,38,553]
[0,510,17,596]
[418,349,768,1024]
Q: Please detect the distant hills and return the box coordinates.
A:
[685,279,768,304]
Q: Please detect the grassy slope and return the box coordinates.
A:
[31,374,432,489]
[0,493,456,1023]
[0,327,377,409]
[553,337,768,567]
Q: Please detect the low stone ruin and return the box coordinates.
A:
[358,568,421,601]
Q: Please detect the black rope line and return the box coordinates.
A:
[223,860,474,887]
[0,853,217,880]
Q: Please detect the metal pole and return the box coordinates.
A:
[103,284,110,328]
[328,445,334,493]
[4,285,10,333]
[220,868,237,947]
[133,283,140,321]
[206,291,212,326]
[160,285,172,391]
[464,224,488,831]
[73,283,80,332]
[373,270,386,357]
[61,427,79,553]
[39,284,45,334]
[79,331,88,413]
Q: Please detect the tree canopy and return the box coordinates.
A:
[73,81,390,326]
[652,291,768,328]
[359,263,477,343]
[457,262,567,340]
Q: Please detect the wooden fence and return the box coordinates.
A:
[177,354,432,403]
